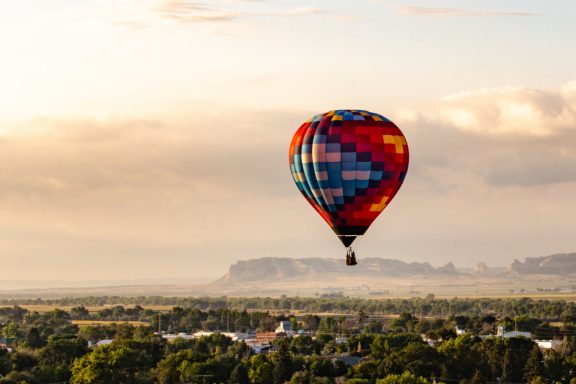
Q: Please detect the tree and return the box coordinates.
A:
[152,350,206,383]
[378,342,443,378]
[229,363,250,384]
[249,354,274,384]
[0,348,12,376]
[1,322,21,339]
[437,334,483,381]
[70,344,151,384]
[500,349,512,384]
[22,327,45,349]
[10,351,37,372]
[273,340,293,384]
[357,310,368,328]
[290,335,321,355]
[39,337,89,368]
[524,344,544,383]
[350,361,379,382]
[70,306,90,320]
[469,369,483,384]
[376,371,429,384]
[365,320,383,334]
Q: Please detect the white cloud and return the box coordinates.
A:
[152,0,324,24]
[397,82,576,188]
[393,6,536,17]
[434,85,576,136]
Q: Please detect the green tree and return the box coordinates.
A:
[500,349,512,384]
[22,327,45,349]
[469,369,484,384]
[249,354,274,384]
[290,335,321,355]
[379,342,443,378]
[357,310,368,327]
[38,336,89,382]
[1,322,21,339]
[524,344,544,383]
[70,306,90,320]
[70,344,151,384]
[10,351,38,372]
[437,334,483,381]
[0,347,12,376]
[229,363,250,384]
[273,340,293,384]
[376,371,429,384]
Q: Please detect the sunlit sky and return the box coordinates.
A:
[1,0,575,281]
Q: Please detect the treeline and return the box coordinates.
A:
[3,304,575,340]
[2,296,576,321]
[3,306,576,383]
[3,302,576,383]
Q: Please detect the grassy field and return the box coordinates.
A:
[71,320,150,327]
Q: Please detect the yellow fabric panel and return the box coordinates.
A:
[383,135,404,153]
[369,195,390,212]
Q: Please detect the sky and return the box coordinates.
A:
[1,0,575,281]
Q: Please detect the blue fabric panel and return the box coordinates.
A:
[343,180,355,196]
[357,162,371,171]
[342,161,356,171]
[370,171,383,180]
[326,143,340,152]
[342,152,356,162]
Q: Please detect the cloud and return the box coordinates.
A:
[153,0,324,24]
[435,86,576,136]
[394,6,536,17]
[266,7,324,17]
[0,110,302,201]
[398,82,576,188]
[155,1,239,22]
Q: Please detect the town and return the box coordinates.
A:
[1,297,576,383]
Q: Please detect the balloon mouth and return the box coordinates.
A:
[338,235,357,247]
[332,225,368,247]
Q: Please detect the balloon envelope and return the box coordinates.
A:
[289,110,409,247]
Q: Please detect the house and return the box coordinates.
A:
[535,339,563,350]
[163,333,195,342]
[88,339,113,348]
[275,321,293,337]
[191,331,251,341]
[332,355,362,367]
[335,337,348,345]
[497,326,531,339]
[250,344,274,354]
[0,338,16,350]
[256,332,286,343]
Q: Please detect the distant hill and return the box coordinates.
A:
[2,254,575,299]
[218,257,458,285]
[509,253,576,275]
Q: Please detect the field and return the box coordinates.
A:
[71,320,150,327]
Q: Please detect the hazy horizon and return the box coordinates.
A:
[1,0,575,281]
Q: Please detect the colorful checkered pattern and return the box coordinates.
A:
[289,110,409,247]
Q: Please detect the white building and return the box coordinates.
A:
[161,331,250,342]
[497,326,531,339]
[275,321,294,337]
[193,331,250,341]
[535,339,563,350]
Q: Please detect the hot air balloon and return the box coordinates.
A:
[288,110,409,265]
